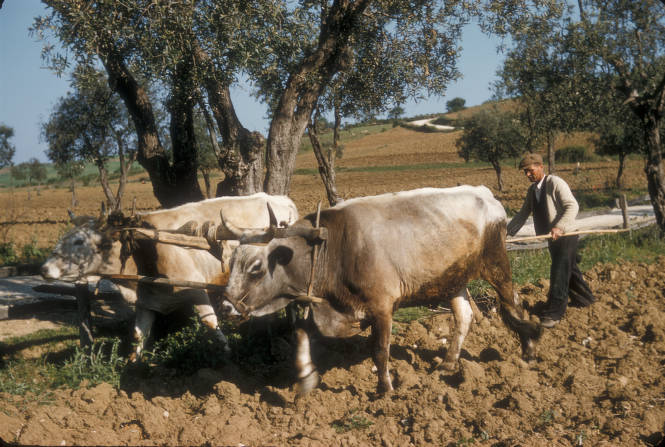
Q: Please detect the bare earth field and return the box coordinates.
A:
[1,126,664,446]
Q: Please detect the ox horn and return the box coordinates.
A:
[217,204,277,244]
[218,203,328,244]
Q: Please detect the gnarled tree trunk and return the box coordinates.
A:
[263,0,371,195]
[643,115,665,232]
[102,50,203,207]
[194,45,265,196]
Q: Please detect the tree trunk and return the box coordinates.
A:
[102,50,202,207]
[194,45,264,196]
[70,178,78,208]
[492,160,504,192]
[333,102,344,158]
[547,131,556,174]
[616,152,626,189]
[96,159,118,212]
[168,60,204,204]
[114,128,137,212]
[263,0,371,195]
[308,113,342,206]
[202,169,212,198]
[643,116,665,232]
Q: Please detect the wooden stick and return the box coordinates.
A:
[307,202,322,298]
[115,227,212,250]
[101,273,226,291]
[507,227,630,243]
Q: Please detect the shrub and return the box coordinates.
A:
[20,238,49,264]
[0,242,18,265]
[555,145,594,163]
[147,318,228,375]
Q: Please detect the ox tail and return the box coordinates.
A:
[480,219,542,359]
[499,307,542,341]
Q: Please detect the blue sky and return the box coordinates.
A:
[0,1,505,164]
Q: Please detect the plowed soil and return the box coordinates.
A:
[2,260,664,446]
[1,126,664,446]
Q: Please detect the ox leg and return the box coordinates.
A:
[294,327,319,396]
[371,312,393,393]
[441,288,474,371]
[131,307,156,362]
[193,302,231,353]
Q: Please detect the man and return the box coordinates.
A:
[507,153,595,328]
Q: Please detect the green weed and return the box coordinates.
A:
[331,409,374,433]
[146,318,228,375]
[393,306,434,323]
[55,338,125,389]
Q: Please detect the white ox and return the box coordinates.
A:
[41,193,298,358]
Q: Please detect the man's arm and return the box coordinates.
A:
[507,189,533,236]
[550,177,579,235]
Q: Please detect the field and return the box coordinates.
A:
[0,124,648,248]
[1,124,664,446]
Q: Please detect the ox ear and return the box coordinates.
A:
[268,245,293,274]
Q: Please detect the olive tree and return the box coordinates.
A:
[35,0,563,205]
[42,66,136,211]
[456,108,525,192]
[0,124,15,169]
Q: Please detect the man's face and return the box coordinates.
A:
[523,163,545,183]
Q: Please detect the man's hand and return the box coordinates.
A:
[551,227,563,241]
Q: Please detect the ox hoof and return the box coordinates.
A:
[295,370,320,396]
[438,360,458,372]
[376,382,394,395]
[521,339,537,362]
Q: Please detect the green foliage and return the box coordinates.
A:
[456,108,524,190]
[0,239,50,266]
[0,242,18,265]
[509,249,552,286]
[4,332,126,393]
[431,116,458,127]
[20,238,49,265]
[0,123,16,169]
[508,225,665,287]
[446,97,466,113]
[55,338,125,389]
[331,409,374,433]
[147,318,228,375]
[393,306,434,323]
[555,145,594,163]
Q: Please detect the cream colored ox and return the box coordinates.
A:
[41,193,298,359]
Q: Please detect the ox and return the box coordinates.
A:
[41,193,298,358]
[222,187,542,393]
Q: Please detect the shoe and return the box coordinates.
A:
[540,317,560,328]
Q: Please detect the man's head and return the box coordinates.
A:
[518,153,545,183]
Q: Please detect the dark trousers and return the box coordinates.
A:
[541,235,595,320]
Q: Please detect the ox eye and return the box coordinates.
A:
[248,259,263,278]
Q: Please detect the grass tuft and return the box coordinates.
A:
[146,318,228,375]
[331,409,374,433]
